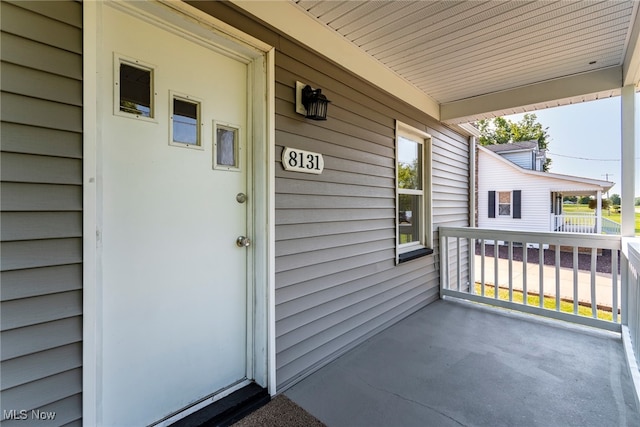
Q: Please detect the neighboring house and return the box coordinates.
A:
[477,143,616,234]
[2,2,638,426]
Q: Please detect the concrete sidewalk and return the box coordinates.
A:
[474,255,621,309]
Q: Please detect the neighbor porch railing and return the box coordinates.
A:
[603,217,622,235]
[551,213,596,233]
[551,214,621,235]
[439,227,621,332]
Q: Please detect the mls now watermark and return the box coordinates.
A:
[3,409,57,421]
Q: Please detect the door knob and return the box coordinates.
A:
[236,236,251,247]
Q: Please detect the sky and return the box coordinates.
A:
[501,95,630,197]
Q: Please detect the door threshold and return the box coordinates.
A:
[169,383,270,427]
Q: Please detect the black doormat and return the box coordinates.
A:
[231,395,325,427]
[171,383,269,427]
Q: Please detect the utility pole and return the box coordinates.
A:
[602,173,615,199]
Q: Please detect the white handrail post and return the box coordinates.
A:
[621,85,636,238]
[596,190,602,234]
[440,232,447,298]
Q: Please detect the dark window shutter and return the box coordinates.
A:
[488,191,495,218]
[513,190,522,219]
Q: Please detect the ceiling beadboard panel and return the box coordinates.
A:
[293,0,637,117]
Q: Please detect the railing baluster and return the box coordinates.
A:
[539,243,544,308]
[573,247,579,315]
[555,244,561,312]
[444,236,450,290]
[508,241,513,302]
[612,248,618,323]
[469,238,475,295]
[523,243,528,306]
[456,237,461,292]
[481,239,486,297]
[591,247,597,318]
[494,241,499,300]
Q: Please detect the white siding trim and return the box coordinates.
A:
[82,1,100,424]
[267,47,277,396]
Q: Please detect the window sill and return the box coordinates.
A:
[398,247,434,264]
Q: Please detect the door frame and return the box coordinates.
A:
[82,1,276,424]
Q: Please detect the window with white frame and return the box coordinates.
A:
[396,122,432,263]
[114,54,156,121]
[498,191,511,216]
[488,190,522,219]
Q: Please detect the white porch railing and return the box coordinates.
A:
[439,227,621,331]
[551,213,596,233]
[439,227,640,404]
[603,217,622,235]
[623,239,640,401]
[550,214,620,234]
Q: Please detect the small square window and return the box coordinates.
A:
[170,92,202,149]
[214,122,241,171]
[114,54,156,121]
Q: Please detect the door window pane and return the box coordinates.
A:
[215,123,240,170]
[119,62,152,117]
[172,98,200,146]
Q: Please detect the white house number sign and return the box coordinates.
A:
[282,147,324,174]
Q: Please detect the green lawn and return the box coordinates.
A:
[475,284,614,321]
[562,203,640,234]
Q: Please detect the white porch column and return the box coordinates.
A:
[596,190,602,233]
[622,85,637,237]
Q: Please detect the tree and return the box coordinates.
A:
[579,196,592,205]
[588,198,610,210]
[609,194,621,205]
[397,159,419,190]
[477,113,552,171]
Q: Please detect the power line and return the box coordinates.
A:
[547,151,622,161]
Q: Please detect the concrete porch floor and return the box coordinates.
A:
[284,299,639,427]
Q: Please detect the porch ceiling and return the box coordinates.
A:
[232,1,640,124]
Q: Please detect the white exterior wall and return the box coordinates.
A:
[478,150,601,232]
[501,151,534,170]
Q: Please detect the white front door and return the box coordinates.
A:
[100,6,251,425]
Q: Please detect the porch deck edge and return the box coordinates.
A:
[622,325,640,410]
[441,289,622,332]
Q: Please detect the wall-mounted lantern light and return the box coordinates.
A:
[295,81,331,121]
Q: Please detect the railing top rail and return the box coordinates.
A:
[439,226,621,250]
[555,212,595,216]
[627,240,640,271]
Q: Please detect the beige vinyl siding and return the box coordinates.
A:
[1,0,83,424]
[274,40,469,388]
[172,1,472,391]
